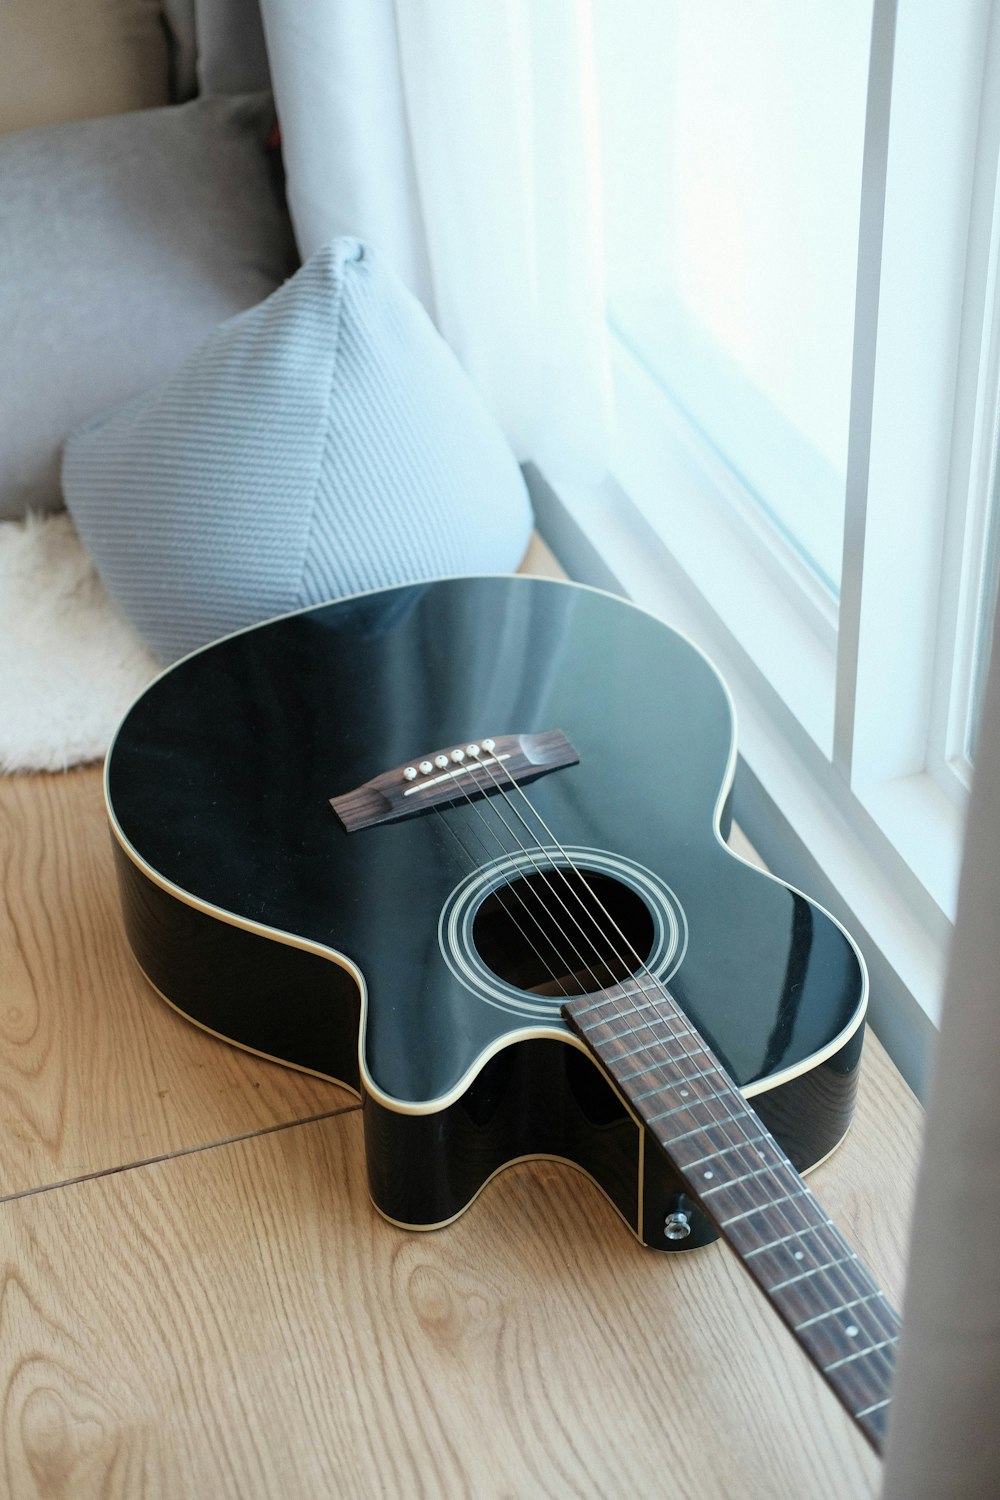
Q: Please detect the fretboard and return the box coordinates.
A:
[562,978,900,1456]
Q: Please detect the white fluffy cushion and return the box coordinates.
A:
[0,514,157,772]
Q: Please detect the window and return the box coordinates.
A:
[531,0,1000,1090]
[598,1,871,599]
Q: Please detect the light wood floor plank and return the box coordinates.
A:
[0,768,351,1198]
[0,1100,903,1500]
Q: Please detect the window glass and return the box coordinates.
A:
[594,0,873,595]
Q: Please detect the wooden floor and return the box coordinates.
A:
[0,747,924,1499]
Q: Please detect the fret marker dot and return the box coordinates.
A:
[680,1088,689,1097]
[793,1251,804,1261]
[703,1170,714,1180]
[845,1325,859,1338]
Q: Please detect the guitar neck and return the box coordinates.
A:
[562,980,900,1456]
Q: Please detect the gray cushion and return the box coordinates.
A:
[62,239,535,662]
[0,93,297,519]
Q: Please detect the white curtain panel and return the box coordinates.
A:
[256,0,432,300]
[253,4,1000,1482]
[881,608,1000,1496]
[258,0,611,480]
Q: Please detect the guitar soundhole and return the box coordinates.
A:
[472,870,655,997]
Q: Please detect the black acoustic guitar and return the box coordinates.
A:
[105,574,899,1452]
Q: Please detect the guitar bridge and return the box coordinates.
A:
[330,730,579,833]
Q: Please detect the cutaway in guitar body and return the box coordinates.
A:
[112,837,862,1249]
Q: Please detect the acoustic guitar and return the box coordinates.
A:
[105,573,900,1453]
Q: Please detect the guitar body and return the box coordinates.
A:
[106,575,867,1251]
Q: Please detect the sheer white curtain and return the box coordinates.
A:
[257,3,1000,1483]
[881,602,1000,1495]
[257,0,611,481]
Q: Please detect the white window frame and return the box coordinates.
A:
[531,0,1000,1094]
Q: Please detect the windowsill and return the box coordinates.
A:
[526,464,945,1098]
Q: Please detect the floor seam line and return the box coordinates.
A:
[0,1103,362,1205]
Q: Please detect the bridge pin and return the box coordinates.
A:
[403,766,418,782]
[419,761,433,774]
[435,755,450,769]
[451,748,465,763]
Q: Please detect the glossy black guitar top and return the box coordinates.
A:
[106,574,868,1252]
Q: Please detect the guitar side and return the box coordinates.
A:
[109,829,864,1250]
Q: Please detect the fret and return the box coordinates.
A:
[717,1187,809,1228]
[678,1133,772,1171]
[568,985,677,1021]
[855,1397,891,1420]
[795,1310,898,1372]
[716,1195,831,1255]
[769,1252,860,1293]
[824,1338,897,1373]
[660,1106,754,1147]
[694,1157,802,1214]
[598,1013,698,1046]
[586,994,693,1033]
[646,1084,739,1127]
[768,1255,878,1317]
[613,1041,709,1080]
[744,1221,835,1258]
[630,1061,722,1100]
[795,1292,883,1332]
[590,1023,700,1060]
[611,1036,706,1065]
[697,1161,778,1197]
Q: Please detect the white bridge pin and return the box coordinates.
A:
[451,749,466,763]
[435,755,450,770]
[419,761,433,775]
[403,767,418,782]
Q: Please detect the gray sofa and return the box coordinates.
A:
[0,0,292,523]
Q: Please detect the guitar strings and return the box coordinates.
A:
[428,796,577,999]
[436,762,662,1000]
[475,765,902,1386]
[486,756,902,1368]
[431,754,632,995]
[475,753,901,1364]
[452,750,900,1365]
[423,772,893,1358]
[447,770,627,991]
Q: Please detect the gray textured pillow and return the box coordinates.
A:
[0,93,298,519]
[63,239,535,662]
